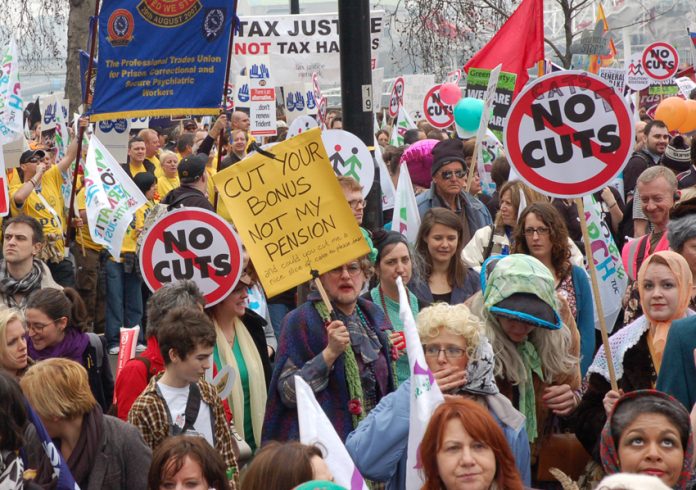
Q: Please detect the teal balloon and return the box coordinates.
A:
[453,97,484,133]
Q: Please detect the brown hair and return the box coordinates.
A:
[420,398,524,490]
[416,208,467,288]
[158,307,216,364]
[337,175,363,193]
[512,202,571,279]
[240,441,323,490]
[26,287,89,333]
[495,180,549,227]
[148,436,230,490]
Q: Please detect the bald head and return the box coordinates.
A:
[232,111,250,131]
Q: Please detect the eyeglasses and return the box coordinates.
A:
[26,319,60,333]
[348,199,366,210]
[524,226,550,237]
[440,170,466,180]
[423,344,466,359]
[327,262,363,277]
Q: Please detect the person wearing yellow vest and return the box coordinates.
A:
[157,150,180,198]
[74,185,106,333]
[11,138,78,287]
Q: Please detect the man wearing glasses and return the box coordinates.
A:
[417,138,491,244]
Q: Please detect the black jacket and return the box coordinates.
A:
[120,160,155,180]
[161,185,214,211]
[242,308,272,387]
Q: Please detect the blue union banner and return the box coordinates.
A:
[89,0,235,121]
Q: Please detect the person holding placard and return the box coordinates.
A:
[262,256,396,443]
[410,208,480,305]
[207,271,272,452]
[512,202,595,376]
[575,251,694,463]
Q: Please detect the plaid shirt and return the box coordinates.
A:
[128,374,239,488]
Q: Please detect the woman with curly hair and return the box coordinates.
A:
[346,303,531,487]
[512,202,595,376]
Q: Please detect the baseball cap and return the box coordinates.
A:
[183,119,198,130]
[178,154,207,183]
[20,149,46,164]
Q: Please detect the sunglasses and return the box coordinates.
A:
[440,170,466,180]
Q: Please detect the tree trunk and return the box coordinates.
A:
[65,0,96,115]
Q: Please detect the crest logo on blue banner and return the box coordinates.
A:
[203,8,226,42]
[137,0,202,28]
[107,9,135,46]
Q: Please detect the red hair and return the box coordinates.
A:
[419,398,524,490]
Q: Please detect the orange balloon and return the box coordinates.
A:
[677,99,696,133]
[655,96,688,131]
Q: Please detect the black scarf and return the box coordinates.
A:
[65,406,104,488]
[0,259,44,308]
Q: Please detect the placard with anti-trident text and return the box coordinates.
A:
[213,128,370,298]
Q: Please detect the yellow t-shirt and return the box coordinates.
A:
[158,175,180,198]
[129,163,147,177]
[136,200,157,232]
[75,188,104,252]
[147,155,162,178]
[10,165,66,256]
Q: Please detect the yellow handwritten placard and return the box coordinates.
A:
[213,128,369,297]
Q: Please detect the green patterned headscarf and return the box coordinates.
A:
[482,254,561,330]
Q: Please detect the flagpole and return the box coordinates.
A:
[214,0,239,213]
[575,197,618,391]
[65,0,101,248]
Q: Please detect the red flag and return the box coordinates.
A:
[464,0,544,95]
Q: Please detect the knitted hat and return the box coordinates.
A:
[399,139,438,187]
[430,138,466,176]
[661,135,691,174]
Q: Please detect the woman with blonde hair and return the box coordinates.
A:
[20,358,151,489]
[471,254,581,475]
[462,179,548,271]
[156,150,180,197]
[0,307,29,377]
[346,302,531,487]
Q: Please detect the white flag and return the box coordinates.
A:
[581,194,628,333]
[397,276,444,490]
[392,163,421,244]
[374,137,395,211]
[0,39,23,145]
[389,105,417,146]
[84,135,147,259]
[296,376,369,490]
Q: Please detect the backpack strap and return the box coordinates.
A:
[482,224,496,261]
[181,382,202,433]
[86,333,103,370]
[634,234,650,277]
[134,356,153,382]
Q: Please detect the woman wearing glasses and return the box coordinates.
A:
[24,287,113,412]
[512,202,595,376]
[346,302,531,488]
[411,208,481,306]
[263,257,395,443]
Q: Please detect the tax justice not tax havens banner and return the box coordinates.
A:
[89,0,235,121]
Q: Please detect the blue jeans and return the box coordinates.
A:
[268,303,292,340]
[105,260,144,348]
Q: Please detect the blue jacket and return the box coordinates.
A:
[345,379,531,489]
[657,315,696,410]
[409,269,481,306]
[416,185,492,232]
[571,265,595,377]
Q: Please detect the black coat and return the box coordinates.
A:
[242,308,272,388]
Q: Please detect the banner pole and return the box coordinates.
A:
[214,0,239,212]
[575,197,619,391]
[66,0,101,248]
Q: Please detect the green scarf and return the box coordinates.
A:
[517,340,544,442]
[314,301,366,428]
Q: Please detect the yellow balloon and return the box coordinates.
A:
[677,99,696,133]
[655,96,688,131]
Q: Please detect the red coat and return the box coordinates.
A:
[114,336,164,421]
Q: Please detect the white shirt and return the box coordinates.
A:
[157,381,214,447]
